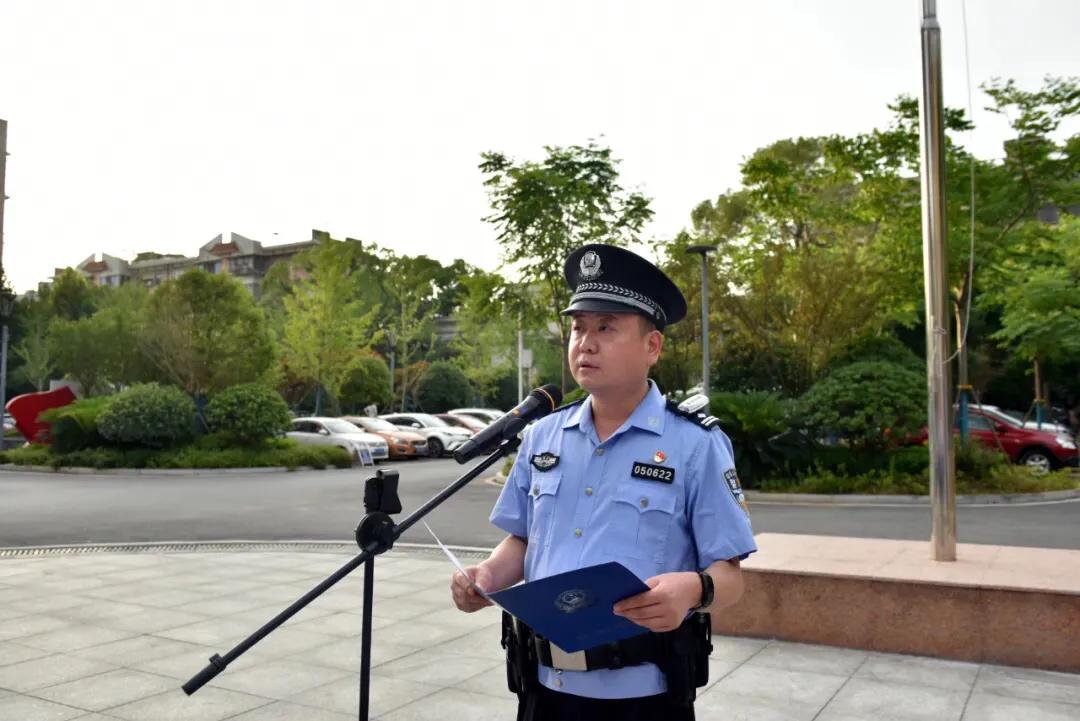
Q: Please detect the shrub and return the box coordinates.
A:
[98,383,196,447]
[415,361,472,412]
[796,361,925,451]
[39,396,114,453]
[709,391,801,487]
[205,384,291,444]
[340,356,393,412]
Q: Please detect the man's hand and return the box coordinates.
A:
[451,564,495,613]
[613,572,700,632]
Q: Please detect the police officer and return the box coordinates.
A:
[451,243,756,721]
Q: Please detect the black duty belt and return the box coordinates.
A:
[532,632,663,672]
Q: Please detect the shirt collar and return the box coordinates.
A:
[561,381,666,437]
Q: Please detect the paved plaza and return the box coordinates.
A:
[0,546,1077,720]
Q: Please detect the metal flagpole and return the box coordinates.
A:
[918,0,957,561]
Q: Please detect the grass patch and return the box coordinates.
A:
[0,438,352,470]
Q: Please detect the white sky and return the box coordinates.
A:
[1,0,1078,293]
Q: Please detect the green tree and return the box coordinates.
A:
[415,360,472,412]
[451,270,518,405]
[141,270,275,397]
[280,237,378,415]
[986,218,1080,412]
[340,355,393,413]
[480,141,654,393]
[12,297,53,391]
[48,314,116,396]
[46,268,98,321]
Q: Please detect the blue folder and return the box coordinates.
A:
[489,562,652,653]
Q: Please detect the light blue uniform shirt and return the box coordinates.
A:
[489,382,757,699]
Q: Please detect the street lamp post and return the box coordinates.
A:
[0,287,15,430]
[686,245,717,399]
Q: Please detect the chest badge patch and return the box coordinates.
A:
[631,461,675,484]
[530,452,559,471]
[653,450,667,464]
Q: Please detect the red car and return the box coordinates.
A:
[912,407,1078,472]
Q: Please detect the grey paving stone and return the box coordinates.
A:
[7,594,89,615]
[130,644,267,681]
[0,604,31,621]
[420,605,503,631]
[289,674,439,716]
[457,665,515,699]
[33,576,114,593]
[706,664,848,709]
[0,639,53,667]
[284,636,422,671]
[372,619,474,648]
[0,614,72,642]
[961,692,1080,721]
[0,693,87,721]
[18,625,140,653]
[974,664,1080,706]
[71,635,211,667]
[373,650,503,688]
[106,686,271,721]
[0,653,115,692]
[226,700,355,720]
[208,659,354,700]
[429,624,504,662]
[96,608,209,635]
[258,611,372,640]
[33,668,178,712]
[708,634,770,664]
[379,687,518,721]
[856,653,980,692]
[822,677,968,721]
[747,640,868,677]
[695,689,823,721]
[49,601,149,625]
[172,595,270,617]
[369,598,445,622]
[701,658,741,693]
[120,589,211,610]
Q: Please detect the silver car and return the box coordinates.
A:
[287,417,390,464]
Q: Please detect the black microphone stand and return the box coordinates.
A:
[182,436,520,720]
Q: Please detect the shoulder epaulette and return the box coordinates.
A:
[667,397,722,431]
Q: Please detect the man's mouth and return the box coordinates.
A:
[578,362,598,370]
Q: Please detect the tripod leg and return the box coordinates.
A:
[359,556,374,721]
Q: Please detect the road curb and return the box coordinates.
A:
[0,540,494,559]
[488,472,1079,506]
[0,464,352,476]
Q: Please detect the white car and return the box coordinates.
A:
[447,407,504,424]
[287,417,390,464]
[379,413,472,457]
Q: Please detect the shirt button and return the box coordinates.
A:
[595,448,605,456]
[585,487,594,496]
[574,528,583,538]
[532,486,539,497]
[640,498,649,509]
[555,678,563,688]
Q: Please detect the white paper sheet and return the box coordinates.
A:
[422,521,496,603]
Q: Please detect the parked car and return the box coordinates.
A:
[287,417,390,463]
[379,413,472,457]
[984,405,1072,434]
[447,407,504,424]
[343,416,429,459]
[911,407,1078,473]
[436,413,487,434]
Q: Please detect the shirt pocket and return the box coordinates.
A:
[603,483,679,564]
[527,471,562,549]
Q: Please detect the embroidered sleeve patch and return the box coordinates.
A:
[724,468,750,516]
[631,462,675,484]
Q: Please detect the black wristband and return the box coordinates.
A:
[693,571,714,611]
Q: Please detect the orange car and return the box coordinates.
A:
[343,416,430,459]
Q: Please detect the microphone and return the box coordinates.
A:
[453,384,563,463]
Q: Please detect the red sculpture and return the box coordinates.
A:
[6,386,78,444]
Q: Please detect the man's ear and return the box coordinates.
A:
[646,330,663,365]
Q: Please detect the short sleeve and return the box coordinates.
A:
[489,430,534,539]
[686,428,757,568]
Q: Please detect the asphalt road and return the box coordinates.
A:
[1,459,1077,550]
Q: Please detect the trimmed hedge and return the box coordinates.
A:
[98,383,196,447]
[38,396,114,453]
[206,384,291,444]
[0,438,351,470]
